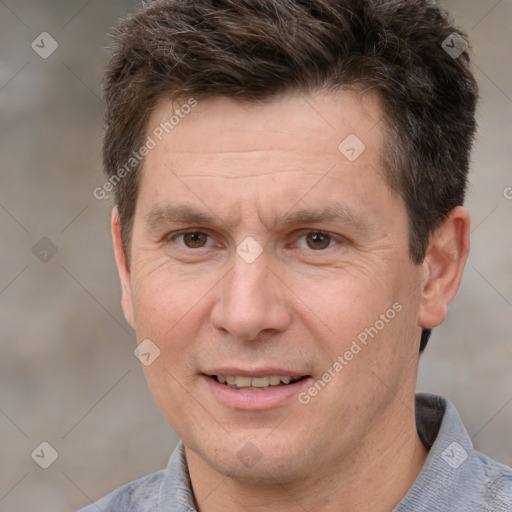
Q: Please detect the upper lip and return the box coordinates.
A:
[203,368,309,378]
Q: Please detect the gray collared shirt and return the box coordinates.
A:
[78,393,512,511]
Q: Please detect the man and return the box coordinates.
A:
[80,0,512,510]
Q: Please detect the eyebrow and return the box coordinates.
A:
[144,203,371,232]
[145,204,218,228]
[281,205,367,230]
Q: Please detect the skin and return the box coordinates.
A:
[112,90,470,512]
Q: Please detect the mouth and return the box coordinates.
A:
[209,374,309,391]
[201,369,312,410]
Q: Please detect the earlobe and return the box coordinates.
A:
[111,209,135,329]
[418,206,470,329]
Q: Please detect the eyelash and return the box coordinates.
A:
[167,229,342,251]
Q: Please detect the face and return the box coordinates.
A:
[116,91,428,483]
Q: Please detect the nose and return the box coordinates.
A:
[210,248,292,341]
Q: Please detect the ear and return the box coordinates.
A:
[111,208,135,329]
[418,206,470,329]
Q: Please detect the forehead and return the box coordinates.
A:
[146,91,384,161]
[136,90,399,231]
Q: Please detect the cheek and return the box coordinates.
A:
[294,262,417,378]
[291,265,397,334]
[129,257,210,342]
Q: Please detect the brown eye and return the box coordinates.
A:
[183,232,208,248]
[306,232,332,250]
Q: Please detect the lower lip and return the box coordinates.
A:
[202,375,311,411]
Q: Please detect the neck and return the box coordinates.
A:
[185,401,428,512]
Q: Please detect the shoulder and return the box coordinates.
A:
[76,469,165,512]
[399,394,512,511]
[470,450,512,511]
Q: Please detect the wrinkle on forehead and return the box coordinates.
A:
[169,170,329,180]
[156,149,340,182]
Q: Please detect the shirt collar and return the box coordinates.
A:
[159,439,196,511]
[393,393,475,511]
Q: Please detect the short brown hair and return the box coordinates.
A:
[103,0,478,265]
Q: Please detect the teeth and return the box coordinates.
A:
[215,375,300,389]
[251,377,270,387]
[235,376,252,387]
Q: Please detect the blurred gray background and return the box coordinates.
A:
[0,1,510,510]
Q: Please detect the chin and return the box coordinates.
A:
[194,433,312,484]
[215,453,306,484]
